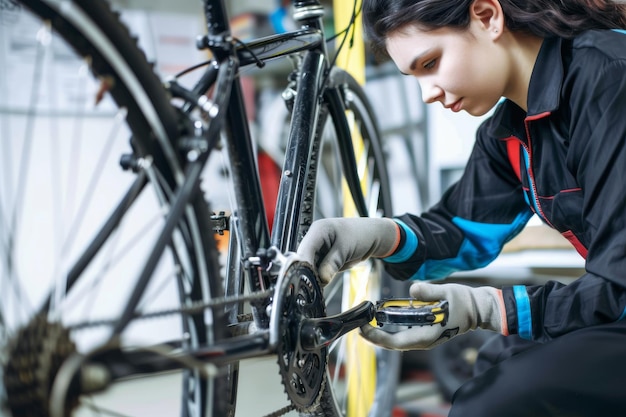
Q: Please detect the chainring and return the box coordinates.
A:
[275,261,327,411]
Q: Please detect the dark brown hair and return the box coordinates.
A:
[363,0,626,58]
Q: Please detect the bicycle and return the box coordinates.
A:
[0,0,406,416]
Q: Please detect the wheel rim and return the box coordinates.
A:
[1,4,223,416]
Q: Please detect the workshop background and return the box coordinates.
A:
[1,0,584,416]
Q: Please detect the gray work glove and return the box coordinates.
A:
[297,217,400,285]
[361,282,508,350]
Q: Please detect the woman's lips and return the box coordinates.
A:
[447,99,463,113]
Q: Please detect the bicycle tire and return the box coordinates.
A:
[297,67,402,417]
[2,1,229,416]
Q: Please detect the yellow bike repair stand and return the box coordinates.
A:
[333,2,377,416]
[333,1,366,84]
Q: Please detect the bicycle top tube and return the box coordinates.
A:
[236,28,323,68]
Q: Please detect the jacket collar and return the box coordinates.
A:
[488,36,565,139]
[526,36,564,116]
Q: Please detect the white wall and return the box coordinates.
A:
[427,104,492,202]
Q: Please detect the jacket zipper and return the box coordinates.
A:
[522,113,555,228]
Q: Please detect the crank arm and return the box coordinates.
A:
[299,301,376,350]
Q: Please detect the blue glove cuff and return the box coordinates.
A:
[383,219,418,263]
[513,285,532,340]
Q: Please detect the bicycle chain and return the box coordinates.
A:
[262,404,297,417]
[67,290,274,331]
[64,267,309,417]
[68,288,303,417]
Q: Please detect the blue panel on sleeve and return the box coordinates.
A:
[384,219,418,263]
[514,285,532,340]
[408,210,532,281]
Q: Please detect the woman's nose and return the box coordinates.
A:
[420,82,444,104]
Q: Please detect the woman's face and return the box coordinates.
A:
[386,20,510,116]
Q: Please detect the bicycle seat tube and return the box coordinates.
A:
[203,0,228,37]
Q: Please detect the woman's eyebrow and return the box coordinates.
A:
[404,48,435,74]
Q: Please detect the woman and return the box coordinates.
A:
[297,0,626,415]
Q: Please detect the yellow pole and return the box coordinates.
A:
[333,2,377,416]
[333,0,366,85]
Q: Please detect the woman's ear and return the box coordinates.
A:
[470,0,505,38]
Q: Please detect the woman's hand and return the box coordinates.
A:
[297,217,400,285]
[361,282,508,350]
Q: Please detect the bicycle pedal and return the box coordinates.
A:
[374,299,449,332]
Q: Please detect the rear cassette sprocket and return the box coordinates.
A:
[3,314,77,417]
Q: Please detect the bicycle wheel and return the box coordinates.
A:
[297,68,402,417]
[1,1,228,416]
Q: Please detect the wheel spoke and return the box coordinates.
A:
[1,4,228,416]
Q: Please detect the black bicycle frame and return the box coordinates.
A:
[202,0,337,324]
[200,0,371,352]
[88,0,372,376]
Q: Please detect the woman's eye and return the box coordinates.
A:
[423,59,437,70]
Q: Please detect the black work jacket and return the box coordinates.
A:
[385,30,626,342]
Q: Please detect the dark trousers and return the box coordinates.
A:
[448,321,626,417]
